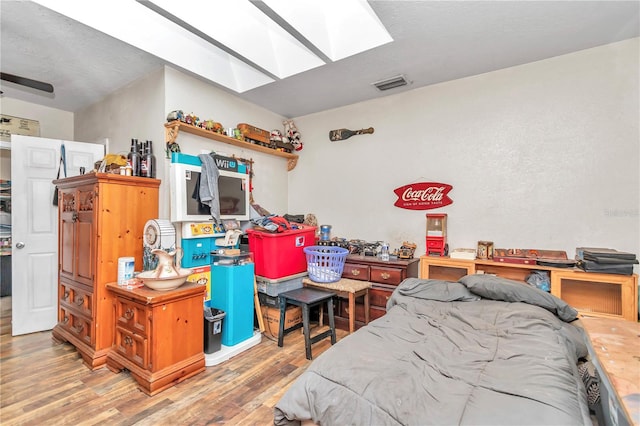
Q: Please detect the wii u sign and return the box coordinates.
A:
[213,154,242,173]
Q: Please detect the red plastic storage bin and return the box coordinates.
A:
[246,226,316,279]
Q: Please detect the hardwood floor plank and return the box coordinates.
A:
[0,296,347,425]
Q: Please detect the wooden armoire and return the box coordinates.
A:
[52,173,160,370]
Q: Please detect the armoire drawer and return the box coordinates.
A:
[59,306,94,346]
[60,280,94,319]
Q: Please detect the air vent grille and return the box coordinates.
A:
[372,75,409,91]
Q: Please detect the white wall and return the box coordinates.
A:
[74,67,167,213]
[289,38,640,264]
[74,66,290,220]
[163,67,288,216]
[7,38,636,267]
[0,98,74,179]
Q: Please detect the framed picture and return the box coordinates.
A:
[0,114,41,142]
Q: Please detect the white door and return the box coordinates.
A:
[11,135,104,336]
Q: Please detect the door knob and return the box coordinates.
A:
[16,242,25,249]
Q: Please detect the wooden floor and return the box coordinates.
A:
[0,296,347,425]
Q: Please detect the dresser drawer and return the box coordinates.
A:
[342,263,370,281]
[337,299,367,324]
[60,280,93,319]
[114,326,149,370]
[369,285,394,309]
[370,266,403,285]
[370,306,386,321]
[115,298,148,336]
[59,305,94,346]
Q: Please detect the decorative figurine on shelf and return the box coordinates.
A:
[166,139,181,157]
[270,129,283,146]
[283,119,303,151]
[396,241,417,259]
[166,110,184,123]
[184,112,199,126]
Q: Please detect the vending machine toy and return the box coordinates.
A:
[426,213,448,256]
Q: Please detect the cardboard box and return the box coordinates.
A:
[261,304,302,339]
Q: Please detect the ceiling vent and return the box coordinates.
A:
[372,74,409,91]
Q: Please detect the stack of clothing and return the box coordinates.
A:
[577,248,638,275]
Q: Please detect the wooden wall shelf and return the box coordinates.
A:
[164,121,299,171]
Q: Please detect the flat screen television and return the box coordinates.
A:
[170,153,250,222]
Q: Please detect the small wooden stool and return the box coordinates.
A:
[278,287,337,360]
[302,277,371,334]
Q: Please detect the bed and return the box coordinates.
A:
[274,275,592,425]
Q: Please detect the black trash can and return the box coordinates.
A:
[204,307,225,354]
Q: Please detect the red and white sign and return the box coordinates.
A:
[393,182,453,210]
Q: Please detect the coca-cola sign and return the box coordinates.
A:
[393,182,453,210]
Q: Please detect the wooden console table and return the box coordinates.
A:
[420,256,638,321]
[106,282,206,395]
[581,316,640,426]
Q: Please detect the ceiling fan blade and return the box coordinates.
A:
[1,72,54,93]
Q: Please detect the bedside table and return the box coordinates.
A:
[106,281,206,395]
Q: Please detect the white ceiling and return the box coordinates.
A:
[1,1,638,118]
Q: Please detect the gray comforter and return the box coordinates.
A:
[274,277,591,425]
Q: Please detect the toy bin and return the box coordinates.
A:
[255,271,307,297]
[246,226,316,279]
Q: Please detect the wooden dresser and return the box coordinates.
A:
[51,173,160,369]
[339,255,419,326]
[106,282,206,395]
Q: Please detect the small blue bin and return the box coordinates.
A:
[304,246,348,283]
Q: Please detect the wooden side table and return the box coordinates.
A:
[106,282,206,395]
[580,316,640,426]
[303,277,370,334]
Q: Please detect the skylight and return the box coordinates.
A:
[32,0,393,93]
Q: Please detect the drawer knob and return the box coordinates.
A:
[351,269,360,276]
[75,296,84,305]
[124,308,134,320]
[124,336,133,346]
[63,290,70,301]
[381,272,391,280]
[73,323,84,333]
[62,316,69,324]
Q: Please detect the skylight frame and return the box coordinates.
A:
[33,0,274,93]
[261,0,393,61]
[147,0,326,79]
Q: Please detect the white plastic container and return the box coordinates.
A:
[117,257,135,285]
